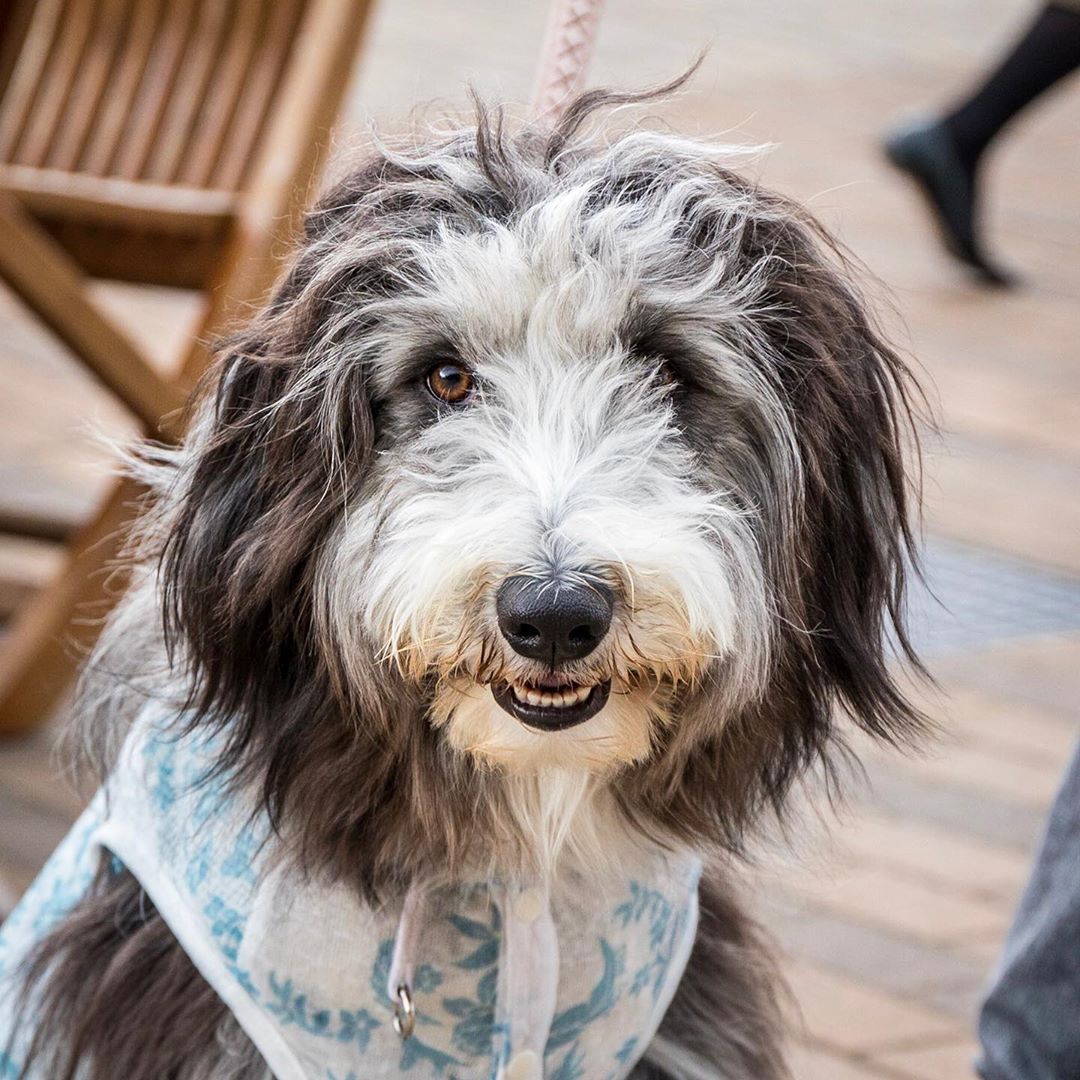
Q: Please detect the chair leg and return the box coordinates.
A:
[0,196,185,435]
[0,477,142,736]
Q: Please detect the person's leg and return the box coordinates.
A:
[977,741,1080,1080]
[945,4,1080,175]
[885,3,1080,282]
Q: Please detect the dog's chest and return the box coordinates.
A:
[0,710,701,1079]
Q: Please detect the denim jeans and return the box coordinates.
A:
[977,741,1080,1080]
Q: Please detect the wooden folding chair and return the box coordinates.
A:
[0,0,374,734]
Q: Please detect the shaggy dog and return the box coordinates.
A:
[0,86,924,1080]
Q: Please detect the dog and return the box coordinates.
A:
[0,84,925,1080]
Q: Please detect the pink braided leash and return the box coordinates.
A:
[531,0,607,123]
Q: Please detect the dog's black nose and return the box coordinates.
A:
[496,576,613,663]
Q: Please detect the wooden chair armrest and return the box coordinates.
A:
[0,163,237,235]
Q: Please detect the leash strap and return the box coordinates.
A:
[532,0,607,123]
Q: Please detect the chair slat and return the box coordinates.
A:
[78,0,164,175]
[0,2,39,105]
[0,0,66,162]
[111,0,199,179]
[211,0,305,190]
[12,0,96,167]
[46,0,135,171]
[144,0,234,183]
[176,0,266,187]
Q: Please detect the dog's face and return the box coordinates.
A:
[322,208,773,774]
[156,96,922,884]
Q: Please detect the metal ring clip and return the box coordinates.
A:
[392,982,415,1040]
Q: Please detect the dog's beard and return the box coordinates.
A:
[410,618,692,879]
[410,595,722,878]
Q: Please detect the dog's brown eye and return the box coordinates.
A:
[426,362,475,405]
[656,361,678,389]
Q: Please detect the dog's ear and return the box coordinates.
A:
[723,194,928,821]
[751,198,925,747]
[159,250,375,726]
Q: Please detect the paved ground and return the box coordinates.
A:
[1,2,1078,1077]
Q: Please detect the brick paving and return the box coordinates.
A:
[1,2,1078,1077]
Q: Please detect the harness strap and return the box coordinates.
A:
[496,882,559,1078]
[387,880,559,1078]
[386,880,430,1039]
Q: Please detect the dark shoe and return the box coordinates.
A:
[884,118,1014,286]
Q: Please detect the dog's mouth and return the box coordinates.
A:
[492,678,611,731]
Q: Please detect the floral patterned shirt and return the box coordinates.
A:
[0,707,701,1079]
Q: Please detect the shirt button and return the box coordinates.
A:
[506,1049,541,1080]
[513,887,543,923]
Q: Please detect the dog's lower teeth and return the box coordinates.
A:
[511,683,591,708]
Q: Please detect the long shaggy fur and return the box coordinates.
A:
[632,870,789,1080]
[11,866,268,1080]
[9,80,925,1079]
